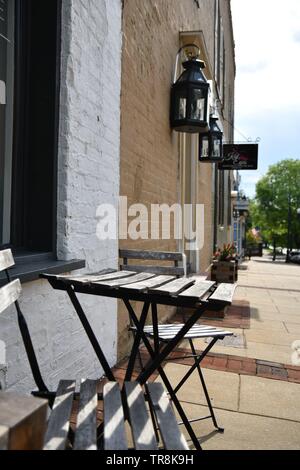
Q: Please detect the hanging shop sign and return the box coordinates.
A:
[219,144,258,170]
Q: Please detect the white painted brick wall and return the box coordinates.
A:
[0,0,122,393]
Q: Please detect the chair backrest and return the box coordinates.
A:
[119,249,190,277]
[0,249,48,393]
[0,250,22,316]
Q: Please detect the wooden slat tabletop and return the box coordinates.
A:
[95,272,156,287]
[209,283,237,304]
[120,275,175,292]
[178,281,215,300]
[55,270,135,284]
[42,271,236,309]
[150,277,195,295]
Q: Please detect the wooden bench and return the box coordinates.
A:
[0,249,188,450]
[119,249,190,277]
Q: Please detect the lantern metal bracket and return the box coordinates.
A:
[173,44,202,84]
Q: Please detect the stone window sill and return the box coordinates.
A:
[0,252,85,287]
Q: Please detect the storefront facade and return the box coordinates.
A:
[0,0,122,391]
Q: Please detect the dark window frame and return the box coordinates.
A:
[1,0,85,279]
[10,0,62,254]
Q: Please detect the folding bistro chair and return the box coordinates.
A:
[135,323,233,433]
[0,249,189,450]
[121,249,234,432]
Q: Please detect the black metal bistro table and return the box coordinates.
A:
[41,270,236,450]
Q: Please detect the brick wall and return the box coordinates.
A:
[118,0,235,359]
[0,0,123,392]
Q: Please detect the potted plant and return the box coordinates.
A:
[211,243,237,283]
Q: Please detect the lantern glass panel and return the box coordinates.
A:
[200,136,210,158]
[190,88,205,121]
[212,138,221,158]
[174,90,187,120]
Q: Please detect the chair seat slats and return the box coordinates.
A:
[43,380,76,450]
[146,383,189,451]
[103,382,128,451]
[138,324,233,340]
[124,382,158,450]
[0,280,22,315]
[73,380,98,451]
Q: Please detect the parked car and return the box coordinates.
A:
[289,251,300,264]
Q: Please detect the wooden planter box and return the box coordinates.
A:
[211,260,237,283]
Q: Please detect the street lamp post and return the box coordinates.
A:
[286,192,292,263]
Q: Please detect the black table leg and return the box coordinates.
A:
[189,338,223,432]
[67,286,115,381]
[173,337,224,432]
[124,301,150,381]
[137,304,208,384]
[124,300,203,450]
[173,338,219,394]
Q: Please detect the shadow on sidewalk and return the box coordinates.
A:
[252,259,288,265]
[249,307,261,321]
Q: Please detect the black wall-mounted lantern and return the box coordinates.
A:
[170,45,210,133]
[199,116,223,162]
[233,208,239,219]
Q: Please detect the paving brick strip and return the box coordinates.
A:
[117,347,300,384]
[173,348,300,384]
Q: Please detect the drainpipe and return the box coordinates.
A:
[213,163,219,252]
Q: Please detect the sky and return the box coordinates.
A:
[231,0,300,198]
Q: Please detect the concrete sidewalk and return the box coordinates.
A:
[163,257,300,449]
[195,257,300,365]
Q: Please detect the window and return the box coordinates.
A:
[1,0,62,253]
[0,0,14,246]
[0,0,85,283]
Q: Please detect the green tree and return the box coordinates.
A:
[251,159,300,258]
